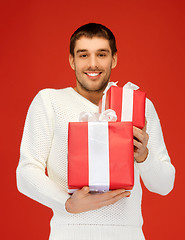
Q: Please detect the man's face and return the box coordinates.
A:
[69,36,117,92]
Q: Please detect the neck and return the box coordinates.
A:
[73,83,106,106]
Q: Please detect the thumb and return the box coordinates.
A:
[81,186,90,193]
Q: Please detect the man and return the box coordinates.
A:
[16,23,175,240]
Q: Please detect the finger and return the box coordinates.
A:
[80,186,90,194]
[133,128,144,143]
[97,188,127,201]
[144,132,149,144]
[111,191,131,199]
[134,152,140,159]
[100,191,131,207]
[133,128,149,145]
[133,139,143,149]
[133,126,143,134]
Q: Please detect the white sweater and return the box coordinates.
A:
[16,86,175,240]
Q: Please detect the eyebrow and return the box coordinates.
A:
[76,49,110,54]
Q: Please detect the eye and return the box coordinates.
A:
[80,54,88,58]
[98,54,106,57]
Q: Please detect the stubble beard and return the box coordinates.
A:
[76,77,110,93]
[75,66,112,93]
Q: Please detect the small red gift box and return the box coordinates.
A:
[68,121,134,194]
[99,83,146,128]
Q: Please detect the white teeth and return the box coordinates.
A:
[86,73,100,76]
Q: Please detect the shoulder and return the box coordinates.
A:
[36,87,72,96]
[27,87,72,113]
[33,87,73,102]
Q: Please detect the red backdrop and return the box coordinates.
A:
[1,0,185,239]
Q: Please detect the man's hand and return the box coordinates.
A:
[133,119,149,163]
[65,186,131,214]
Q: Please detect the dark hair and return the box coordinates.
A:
[70,23,117,57]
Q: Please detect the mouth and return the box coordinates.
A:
[84,72,102,80]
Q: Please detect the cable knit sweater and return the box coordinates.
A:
[16,85,175,240]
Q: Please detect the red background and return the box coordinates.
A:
[1,0,185,239]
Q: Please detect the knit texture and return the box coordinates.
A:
[16,86,175,240]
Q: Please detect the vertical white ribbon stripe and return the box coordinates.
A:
[121,88,134,121]
[88,122,110,192]
[101,81,118,113]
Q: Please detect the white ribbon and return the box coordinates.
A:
[121,88,133,121]
[88,122,109,192]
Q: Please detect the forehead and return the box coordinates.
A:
[74,36,111,53]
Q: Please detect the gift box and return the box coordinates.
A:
[68,121,134,194]
[99,82,146,128]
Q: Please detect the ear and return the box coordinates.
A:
[69,54,75,70]
[111,53,117,69]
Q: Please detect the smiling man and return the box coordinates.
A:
[16,23,175,240]
[69,34,117,105]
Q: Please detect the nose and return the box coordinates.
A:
[88,55,98,69]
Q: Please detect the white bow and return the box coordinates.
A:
[79,109,117,122]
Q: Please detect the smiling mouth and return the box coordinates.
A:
[85,72,102,77]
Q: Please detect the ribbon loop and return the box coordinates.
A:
[99,109,117,122]
[79,109,117,122]
[101,81,118,112]
[123,81,140,90]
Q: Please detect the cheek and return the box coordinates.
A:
[74,61,86,72]
[103,61,113,71]
[103,58,112,67]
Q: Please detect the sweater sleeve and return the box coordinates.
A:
[16,89,70,213]
[135,98,175,196]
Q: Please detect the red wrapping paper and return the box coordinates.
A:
[99,86,146,128]
[68,121,134,193]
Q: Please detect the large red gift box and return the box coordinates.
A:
[99,86,146,128]
[68,121,134,194]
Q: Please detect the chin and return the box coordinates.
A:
[77,77,109,92]
[90,79,109,90]
[86,82,106,92]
